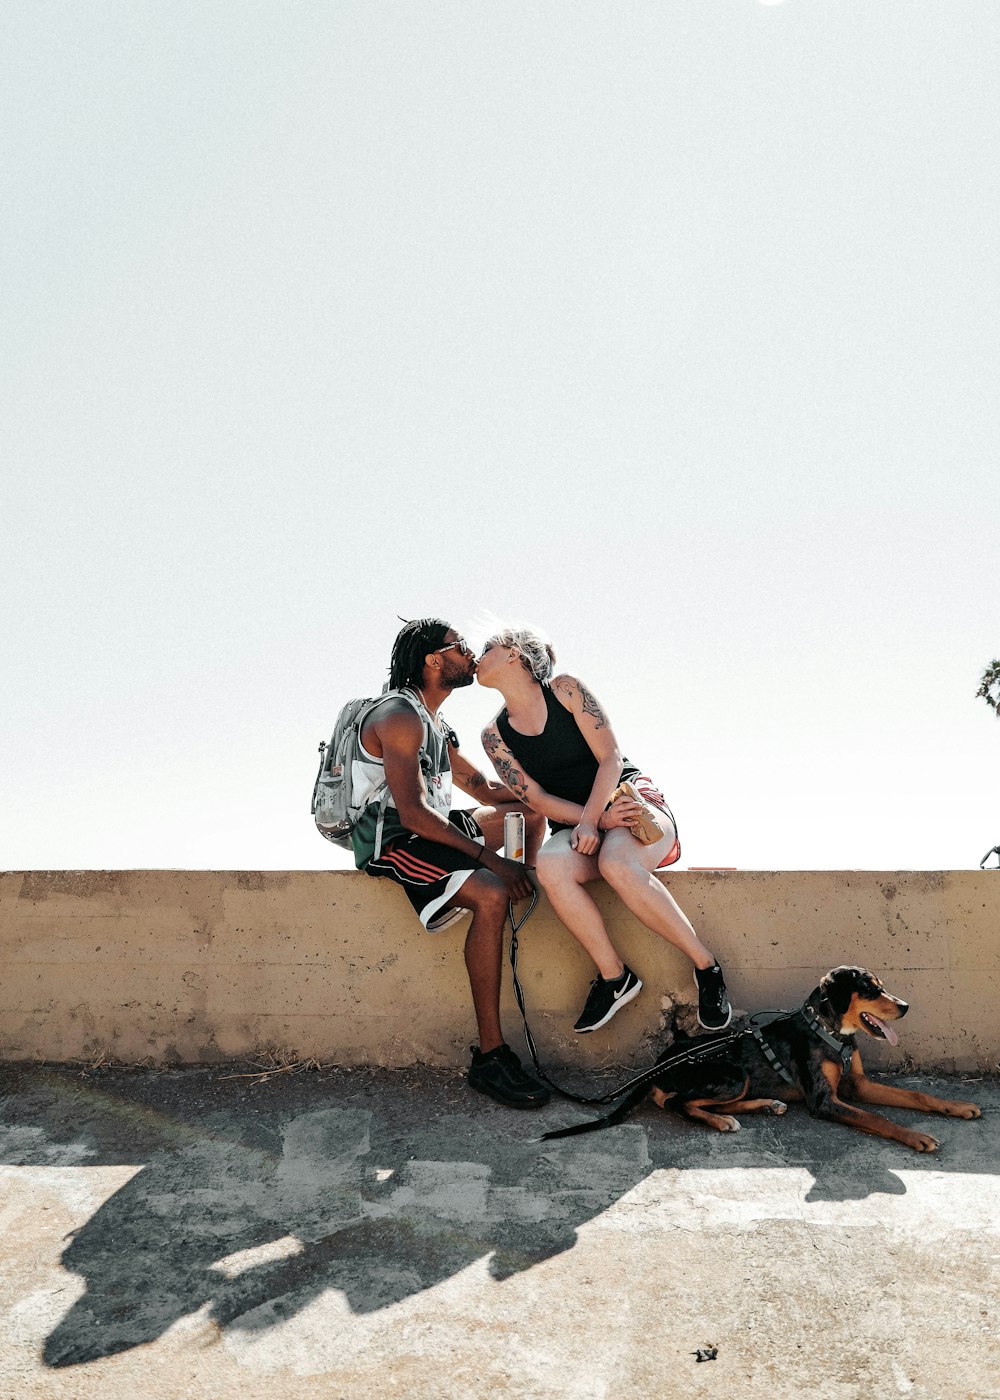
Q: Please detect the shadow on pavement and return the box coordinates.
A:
[0,1063,992,1368]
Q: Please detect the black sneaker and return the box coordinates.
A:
[573,965,643,1033]
[694,962,732,1031]
[467,1044,551,1109]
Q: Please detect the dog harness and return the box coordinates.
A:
[746,1006,856,1086]
[747,1022,797,1086]
[794,1005,857,1077]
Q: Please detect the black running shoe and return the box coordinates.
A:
[573,965,643,1033]
[694,962,732,1031]
[467,1044,551,1108]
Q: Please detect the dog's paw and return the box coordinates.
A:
[767,1100,788,1116]
[718,1116,740,1133]
[906,1130,939,1153]
[944,1101,981,1119]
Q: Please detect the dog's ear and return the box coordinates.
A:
[819,966,862,1017]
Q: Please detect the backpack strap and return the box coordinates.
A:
[362,688,432,863]
[373,786,392,863]
[310,738,329,816]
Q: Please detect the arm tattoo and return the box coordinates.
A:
[575,680,608,731]
[494,757,529,802]
[466,772,487,791]
[482,727,529,801]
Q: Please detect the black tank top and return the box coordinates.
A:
[497,685,634,831]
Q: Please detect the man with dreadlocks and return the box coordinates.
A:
[353,617,551,1109]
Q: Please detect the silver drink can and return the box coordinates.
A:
[504,812,525,863]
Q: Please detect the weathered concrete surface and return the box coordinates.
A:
[1,1063,996,1399]
[2,869,999,1072]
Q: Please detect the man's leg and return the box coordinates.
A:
[369,819,549,1108]
[440,868,550,1108]
[446,870,510,1053]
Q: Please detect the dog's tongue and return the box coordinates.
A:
[869,1015,898,1046]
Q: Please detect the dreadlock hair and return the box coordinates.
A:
[389,617,451,691]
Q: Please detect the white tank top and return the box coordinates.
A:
[353,688,453,823]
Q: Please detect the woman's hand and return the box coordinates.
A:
[570,821,601,856]
[598,795,644,831]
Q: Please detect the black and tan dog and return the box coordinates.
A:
[544,966,981,1153]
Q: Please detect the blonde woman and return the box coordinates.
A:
[477,626,731,1034]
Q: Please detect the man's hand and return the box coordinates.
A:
[570,821,601,857]
[598,794,644,831]
[479,849,535,902]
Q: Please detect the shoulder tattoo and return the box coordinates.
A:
[575,679,608,731]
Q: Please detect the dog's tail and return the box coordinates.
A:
[539,1083,650,1141]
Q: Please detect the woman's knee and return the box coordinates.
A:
[533,852,559,890]
[597,842,645,889]
[535,848,581,892]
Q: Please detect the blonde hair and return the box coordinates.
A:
[488,623,556,683]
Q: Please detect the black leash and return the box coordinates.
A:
[507,909,760,1107]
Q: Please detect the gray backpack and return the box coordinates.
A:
[311,688,429,857]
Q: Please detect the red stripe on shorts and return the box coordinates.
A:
[382,846,448,882]
[633,776,667,809]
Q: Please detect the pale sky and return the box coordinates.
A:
[2,1,998,872]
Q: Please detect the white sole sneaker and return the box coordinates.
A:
[575,975,643,1033]
[693,966,732,1031]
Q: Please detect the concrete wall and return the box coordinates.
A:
[2,869,998,1072]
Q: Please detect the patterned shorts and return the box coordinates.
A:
[548,772,681,869]
[629,774,681,870]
